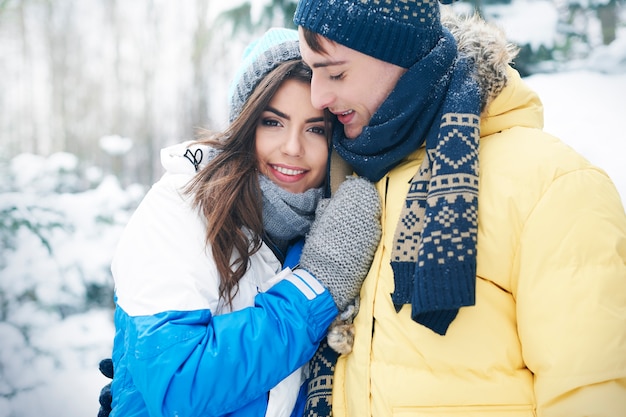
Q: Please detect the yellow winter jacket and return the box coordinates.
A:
[331,67,626,417]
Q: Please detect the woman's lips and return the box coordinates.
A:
[270,164,306,182]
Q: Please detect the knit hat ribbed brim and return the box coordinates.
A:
[294,0,445,68]
[228,28,301,123]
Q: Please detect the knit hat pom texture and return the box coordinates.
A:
[228,28,300,123]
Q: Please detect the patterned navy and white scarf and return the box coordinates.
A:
[334,29,481,335]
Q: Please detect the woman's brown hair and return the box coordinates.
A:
[185,59,332,307]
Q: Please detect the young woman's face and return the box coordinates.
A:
[298,28,406,139]
[255,78,329,194]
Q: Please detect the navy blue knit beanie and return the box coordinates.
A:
[294,0,445,68]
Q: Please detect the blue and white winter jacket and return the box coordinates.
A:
[109,142,338,417]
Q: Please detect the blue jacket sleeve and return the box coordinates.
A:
[121,272,337,417]
[284,238,305,270]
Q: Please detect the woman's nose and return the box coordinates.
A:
[280,129,304,157]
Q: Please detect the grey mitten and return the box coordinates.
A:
[298,176,381,311]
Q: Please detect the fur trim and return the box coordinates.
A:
[441,6,519,113]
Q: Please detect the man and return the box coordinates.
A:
[294,0,626,416]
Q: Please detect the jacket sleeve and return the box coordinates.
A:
[110,172,338,416]
[514,166,626,416]
[119,270,337,417]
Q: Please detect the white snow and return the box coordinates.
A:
[1,1,625,416]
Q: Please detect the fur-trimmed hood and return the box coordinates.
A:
[442,7,519,113]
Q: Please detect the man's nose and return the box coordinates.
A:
[310,75,334,110]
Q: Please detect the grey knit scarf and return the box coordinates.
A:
[259,174,323,242]
[184,145,322,244]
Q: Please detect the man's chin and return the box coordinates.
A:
[344,126,363,139]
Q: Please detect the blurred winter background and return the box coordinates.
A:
[0,0,624,416]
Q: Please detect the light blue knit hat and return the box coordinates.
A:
[294,0,445,68]
[228,28,301,123]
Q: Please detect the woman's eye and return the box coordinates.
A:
[329,72,344,81]
[261,118,280,127]
[308,126,326,135]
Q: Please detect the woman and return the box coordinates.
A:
[107,28,381,417]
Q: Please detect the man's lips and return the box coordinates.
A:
[334,109,355,125]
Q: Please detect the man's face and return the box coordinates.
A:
[298,27,407,139]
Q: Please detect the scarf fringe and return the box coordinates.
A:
[411,260,476,335]
[391,259,476,335]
